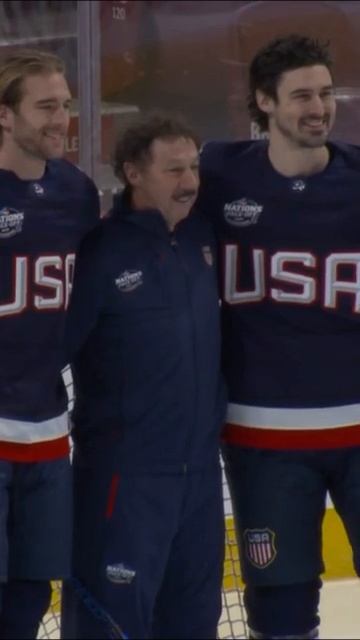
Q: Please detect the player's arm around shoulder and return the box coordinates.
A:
[56,158,101,230]
[83,173,101,228]
[332,140,360,172]
[197,139,253,222]
[197,141,227,225]
[199,140,228,181]
[73,163,101,230]
[65,218,113,360]
[190,206,218,256]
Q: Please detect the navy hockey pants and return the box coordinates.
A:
[61,450,224,639]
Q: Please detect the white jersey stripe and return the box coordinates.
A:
[0,411,69,444]
[227,402,360,429]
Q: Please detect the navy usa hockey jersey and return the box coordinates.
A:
[0,159,99,461]
[199,140,360,450]
[66,194,225,472]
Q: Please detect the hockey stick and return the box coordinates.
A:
[70,576,128,639]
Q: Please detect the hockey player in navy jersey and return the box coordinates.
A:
[199,34,360,640]
[0,50,99,638]
[61,113,225,640]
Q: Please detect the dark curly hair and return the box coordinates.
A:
[248,34,333,131]
[113,111,201,185]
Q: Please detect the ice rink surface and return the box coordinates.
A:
[38,578,360,639]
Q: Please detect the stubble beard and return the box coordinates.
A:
[277,119,330,150]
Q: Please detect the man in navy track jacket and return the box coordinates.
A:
[61,112,226,640]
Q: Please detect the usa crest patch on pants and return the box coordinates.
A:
[243,528,277,569]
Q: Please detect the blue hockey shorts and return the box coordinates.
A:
[0,457,72,581]
[222,443,360,585]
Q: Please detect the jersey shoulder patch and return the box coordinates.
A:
[330,141,360,172]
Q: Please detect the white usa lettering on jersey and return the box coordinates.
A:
[0,253,75,317]
[224,245,360,312]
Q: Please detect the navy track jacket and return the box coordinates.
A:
[66,194,225,472]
